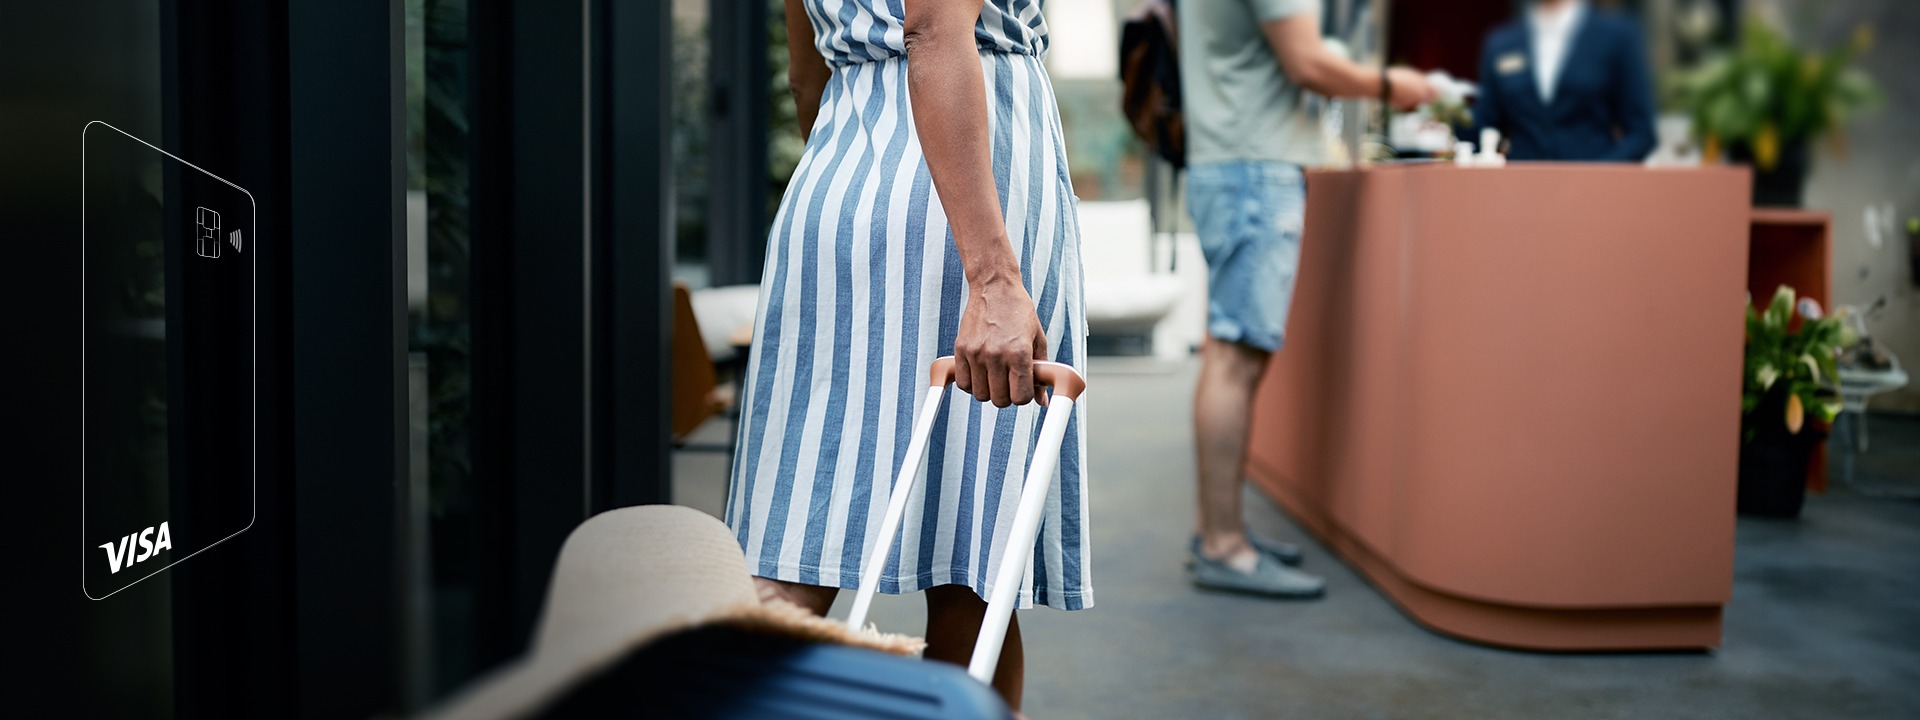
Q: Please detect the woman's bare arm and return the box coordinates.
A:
[904,0,1046,407]
[784,0,832,140]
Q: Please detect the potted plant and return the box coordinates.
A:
[1738,286,1852,517]
[1671,17,1878,206]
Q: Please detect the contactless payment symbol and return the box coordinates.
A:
[82,121,256,599]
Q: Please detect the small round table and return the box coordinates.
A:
[1836,359,1909,482]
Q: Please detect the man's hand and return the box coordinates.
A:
[953,267,1048,408]
[1385,66,1437,111]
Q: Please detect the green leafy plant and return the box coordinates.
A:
[1742,286,1853,440]
[1670,16,1878,169]
[1426,97,1472,131]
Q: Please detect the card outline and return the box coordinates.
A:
[81,120,257,601]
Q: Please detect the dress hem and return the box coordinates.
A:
[750,559,1094,612]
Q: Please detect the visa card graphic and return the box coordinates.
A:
[82,121,255,599]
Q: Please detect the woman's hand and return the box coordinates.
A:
[954,265,1048,408]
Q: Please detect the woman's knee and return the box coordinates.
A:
[753,576,838,616]
[924,583,983,605]
[923,584,988,621]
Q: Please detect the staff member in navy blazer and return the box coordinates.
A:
[1470,0,1656,162]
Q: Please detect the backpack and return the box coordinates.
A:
[1119,0,1184,169]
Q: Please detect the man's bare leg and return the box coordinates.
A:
[1193,337,1270,572]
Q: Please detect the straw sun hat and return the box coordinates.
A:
[418,504,924,720]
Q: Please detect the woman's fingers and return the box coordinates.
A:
[1008,353,1034,406]
[958,346,1058,406]
[959,339,993,405]
[986,350,1013,407]
[954,350,975,398]
[1031,333,1049,406]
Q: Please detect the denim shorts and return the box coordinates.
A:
[1185,160,1305,353]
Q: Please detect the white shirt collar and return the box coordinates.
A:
[1529,0,1586,36]
[1528,1,1587,103]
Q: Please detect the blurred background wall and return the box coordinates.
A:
[1766,0,1919,411]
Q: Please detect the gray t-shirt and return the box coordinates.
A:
[1178,0,1326,166]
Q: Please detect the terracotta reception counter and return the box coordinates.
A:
[1247,164,1752,650]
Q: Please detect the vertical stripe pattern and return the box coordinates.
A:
[726,0,1091,611]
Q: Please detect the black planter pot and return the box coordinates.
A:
[1728,138,1811,207]
[1736,436,1815,517]
[1737,387,1825,518]
[1909,227,1919,286]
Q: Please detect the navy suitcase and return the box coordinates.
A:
[537,625,1014,719]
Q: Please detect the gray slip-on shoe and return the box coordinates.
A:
[1189,548,1326,599]
[1188,533,1304,567]
[1249,532,1306,566]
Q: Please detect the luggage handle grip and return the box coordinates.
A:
[928,356,1087,402]
[846,357,1085,684]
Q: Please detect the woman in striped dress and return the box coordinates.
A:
[727,0,1088,706]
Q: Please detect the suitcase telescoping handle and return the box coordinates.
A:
[845,356,1086,684]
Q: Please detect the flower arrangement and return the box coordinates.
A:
[1742,285,1853,439]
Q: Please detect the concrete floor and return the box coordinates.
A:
[675,358,1920,719]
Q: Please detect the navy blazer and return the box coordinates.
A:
[1468,9,1656,162]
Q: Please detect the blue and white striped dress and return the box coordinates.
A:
[726,0,1090,611]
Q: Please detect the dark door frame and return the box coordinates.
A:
[595,0,675,513]
[163,0,302,717]
[166,0,406,718]
[705,0,773,287]
[157,0,675,715]
[467,0,675,663]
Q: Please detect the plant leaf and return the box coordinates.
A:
[1765,285,1795,330]
[1799,353,1823,384]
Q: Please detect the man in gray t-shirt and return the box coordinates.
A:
[1180,0,1434,598]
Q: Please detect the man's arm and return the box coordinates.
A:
[784,0,832,142]
[1601,21,1657,161]
[1260,13,1432,109]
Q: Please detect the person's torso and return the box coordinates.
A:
[806,0,1049,66]
[1177,0,1324,166]
[1484,12,1630,161]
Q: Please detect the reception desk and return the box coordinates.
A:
[1247,164,1752,650]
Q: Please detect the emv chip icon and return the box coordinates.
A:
[196,206,222,258]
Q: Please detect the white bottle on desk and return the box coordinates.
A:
[1454,141,1476,167]
[1478,128,1506,167]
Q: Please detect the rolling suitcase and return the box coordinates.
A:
[847,356,1088,683]
[548,624,1012,719]
[564,357,1084,720]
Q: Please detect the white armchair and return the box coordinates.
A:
[1076,199,1205,357]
